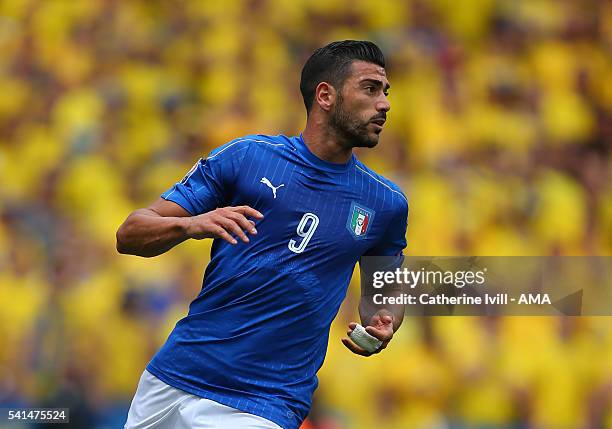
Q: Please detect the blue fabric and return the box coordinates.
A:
[148,134,408,429]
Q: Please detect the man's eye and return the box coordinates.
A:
[365,86,376,93]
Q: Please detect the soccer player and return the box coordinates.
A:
[117,40,408,429]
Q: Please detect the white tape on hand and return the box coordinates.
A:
[349,323,382,353]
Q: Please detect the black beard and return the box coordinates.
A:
[329,94,379,148]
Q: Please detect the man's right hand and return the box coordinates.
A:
[117,199,264,257]
[185,206,264,244]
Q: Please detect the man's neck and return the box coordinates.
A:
[302,121,353,164]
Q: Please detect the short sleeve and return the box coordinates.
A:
[361,198,408,271]
[161,140,249,215]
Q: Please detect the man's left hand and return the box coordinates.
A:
[341,313,394,357]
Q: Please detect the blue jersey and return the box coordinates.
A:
[147,134,408,429]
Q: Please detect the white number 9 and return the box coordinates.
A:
[288,213,319,254]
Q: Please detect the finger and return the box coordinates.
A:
[371,342,388,355]
[226,211,258,235]
[346,322,357,336]
[371,314,394,327]
[341,338,372,357]
[211,226,238,245]
[216,217,249,243]
[378,315,393,325]
[365,325,393,341]
[232,205,264,219]
[366,321,393,333]
[374,314,393,323]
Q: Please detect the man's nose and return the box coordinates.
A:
[376,95,390,113]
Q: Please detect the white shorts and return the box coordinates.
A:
[125,370,282,429]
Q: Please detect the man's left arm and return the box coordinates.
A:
[342,195,409,357]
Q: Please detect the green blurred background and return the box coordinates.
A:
[1,0,611,428]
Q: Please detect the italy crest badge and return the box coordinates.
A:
[347,202,375,239]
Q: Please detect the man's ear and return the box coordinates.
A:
[314,82,337,112]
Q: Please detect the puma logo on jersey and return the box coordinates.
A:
[260,177,284,199]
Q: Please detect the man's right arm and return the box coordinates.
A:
[116,198,263,258]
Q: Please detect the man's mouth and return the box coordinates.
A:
[370,119,385,132]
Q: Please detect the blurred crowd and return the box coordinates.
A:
[0,0,611,428]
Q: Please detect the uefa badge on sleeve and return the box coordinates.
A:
[346,202,375,240]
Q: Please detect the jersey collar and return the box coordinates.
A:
[294,134,355,173]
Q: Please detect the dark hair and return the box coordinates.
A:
[300,40,386,114]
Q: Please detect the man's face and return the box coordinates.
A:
[329,60,391,148]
